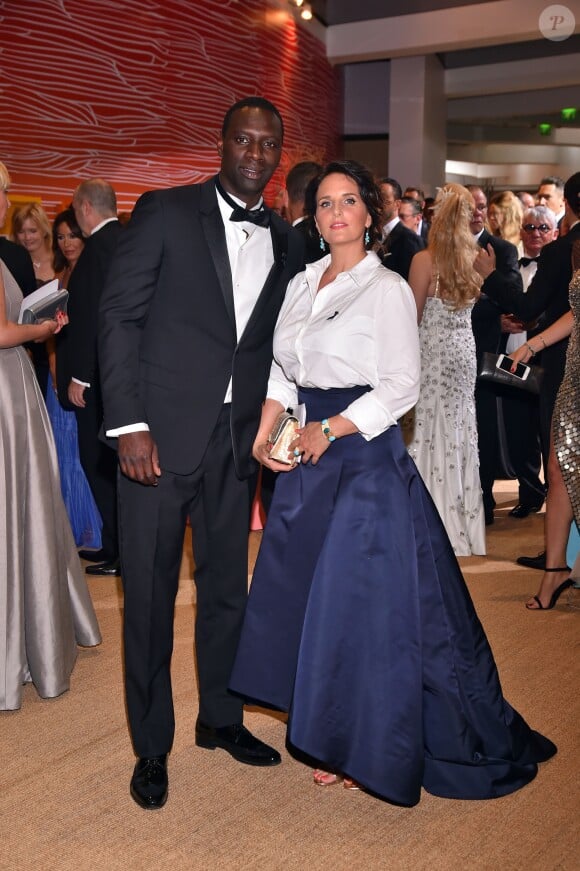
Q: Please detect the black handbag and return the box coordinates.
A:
[477,351,544,395]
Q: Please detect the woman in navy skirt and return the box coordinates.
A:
[229,161,556,806]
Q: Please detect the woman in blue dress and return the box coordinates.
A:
[230,161,556,806]
[46,208,102,550]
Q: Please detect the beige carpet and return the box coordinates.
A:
[2,484,579,871]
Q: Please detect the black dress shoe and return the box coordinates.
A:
[516,550,547,570]
[130,755,168,809]
[509,503,544,519]
[86,558,121,576]
[78,548,109,562]
[195,720,281,766]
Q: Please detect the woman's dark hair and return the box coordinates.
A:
[52,207,83,272]
[305,160,384,248]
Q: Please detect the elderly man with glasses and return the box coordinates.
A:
[474,172,580,569]
[496,206,558,520]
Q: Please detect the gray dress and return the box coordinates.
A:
[0,261,101,711]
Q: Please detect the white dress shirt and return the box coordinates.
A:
[267,251,421,440]
[506,258,537,353]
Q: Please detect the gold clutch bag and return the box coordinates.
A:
[268,412,299,464]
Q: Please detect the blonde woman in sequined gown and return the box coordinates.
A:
[404,184,485,556]
[509,241,580,609]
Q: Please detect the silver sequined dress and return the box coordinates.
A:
[553,267,579,528]
[403,295,485,556]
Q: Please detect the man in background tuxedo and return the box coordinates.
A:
[477,172,580,568]
[536,176,565,230]
[378,177,424,280]
[57,179,122,575]
[283,160,323,264]
[496,206,558,518]
[467,185,523,525]
[99,97,304,809]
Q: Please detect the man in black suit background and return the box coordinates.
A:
[57,179,122,575]
[99,97,304,809]
[467,185,523,525]
[476,172,580,568]
[283,160,323,264]
[378,177,424,280]
[403,186,429,245]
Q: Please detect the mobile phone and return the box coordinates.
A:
[496,353,530,380]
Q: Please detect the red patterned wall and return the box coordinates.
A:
[0,0,341,219]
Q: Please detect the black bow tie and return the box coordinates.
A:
[215,176,271,227]
[520,256,539,267]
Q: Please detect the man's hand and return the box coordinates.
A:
[68,380,87,408]
[118,431,161,485]
[500,314,524,334]
[474,243,496,280]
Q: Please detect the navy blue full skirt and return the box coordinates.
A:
[230,387,556,806]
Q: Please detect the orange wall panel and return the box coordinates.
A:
[0,0,341,220]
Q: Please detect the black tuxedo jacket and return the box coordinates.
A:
[479,222,579,375]
[56,220,123,408]
[0,238,36,295]
[99,178,304,479]
[379,220,424,281]
[471,230,522,361]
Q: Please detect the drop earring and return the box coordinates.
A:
[364,228,370,246]
[319,234,326,251]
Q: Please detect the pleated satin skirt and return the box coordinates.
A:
[230,386,556,806]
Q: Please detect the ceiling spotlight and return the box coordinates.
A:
[294,0,304,6]
[300,2,313,19]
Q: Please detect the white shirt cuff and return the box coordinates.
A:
[105,422,150,437]
[72,377,91,387]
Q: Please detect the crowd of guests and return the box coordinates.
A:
[0,94,577,811]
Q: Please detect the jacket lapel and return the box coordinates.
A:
[199,179,236,328]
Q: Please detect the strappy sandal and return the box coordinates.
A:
[313,769,342,786]
[526,566,573,611]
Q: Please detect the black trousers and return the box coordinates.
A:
[499,388,544,506]
[74,387,118,559]
[119,405,254,758]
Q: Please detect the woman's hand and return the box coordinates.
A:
[291,421,331,466]
[252,439,298,473]
[34,311,68,342]
[508,343,533,368]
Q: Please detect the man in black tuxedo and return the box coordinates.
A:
[378,177,424,280]
[57,179,122,575]
[467,186,524,525]
[476,172,580,567]
[99,97,304,809]
[496,206,558,518]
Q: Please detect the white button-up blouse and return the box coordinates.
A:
[267,251,421,440]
